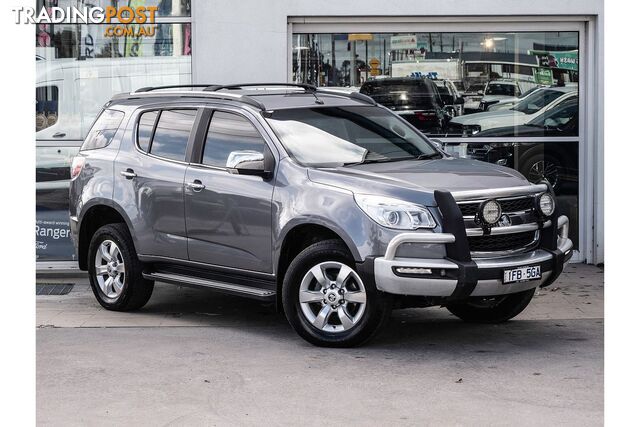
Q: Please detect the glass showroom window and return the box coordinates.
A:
[292,30,580,247]
[35,0,191,263]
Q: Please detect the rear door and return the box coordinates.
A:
[114,107,199,260]
[184,109,275,273]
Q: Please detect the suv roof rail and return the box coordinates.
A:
[117,83,376,110]
[114,90,267,111]
[204,82,318,92]
[135,84,219,93]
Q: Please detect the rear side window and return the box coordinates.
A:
[147,109,197,162]
[81,109,125,150]
[137,111,159,152]
[202,112,265,167]
[36,86,59,132]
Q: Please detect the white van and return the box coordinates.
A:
[36,56,192,143]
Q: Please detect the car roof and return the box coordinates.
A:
[488,79,517,85]
[363,77,428,85]
[108,85,376,112]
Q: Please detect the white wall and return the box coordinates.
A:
[190,0,605,264]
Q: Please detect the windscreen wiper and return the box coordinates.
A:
[343,156,415,166]
[413,153,442,160]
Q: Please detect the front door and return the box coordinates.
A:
[184,110,275,273]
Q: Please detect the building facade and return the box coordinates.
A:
[36,0,604,269]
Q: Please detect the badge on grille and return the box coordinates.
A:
[497,214,512,227]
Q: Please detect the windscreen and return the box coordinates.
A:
[485,83,517,96]
[512,89,567,114]
[266,106,439,167]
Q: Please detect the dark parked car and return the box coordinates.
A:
[69,83,572,347]
[360,77,447,134]
[467,96,579,190]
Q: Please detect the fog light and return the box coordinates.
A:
[395,267,433,275]
[537,192,556,217]
[478,199,502,225]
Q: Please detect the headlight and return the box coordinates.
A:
[354,195,437,230]
[537,192,556,217]
[463,125,481,136]
[478,199,502,224]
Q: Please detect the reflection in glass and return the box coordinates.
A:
[292,31,579,139]
[267,106,439,167]
[150,109,197,161]
[203,112,265,168]
[36,23,192,141]
[36,147,79,261]
[464,141,579,245]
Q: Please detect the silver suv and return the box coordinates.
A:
[69,83,572,347]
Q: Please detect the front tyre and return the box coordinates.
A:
[446,288,536,323]
[282,240,390,347]
[88,223,154,311]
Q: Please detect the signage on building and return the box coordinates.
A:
[390,35,417,50]
[529,50,579,72]
[369,58,381,76]
[348,33,373,41]
[534,68,554,85]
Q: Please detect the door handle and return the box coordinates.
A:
[120,169,137,179]
[187,180,206,192]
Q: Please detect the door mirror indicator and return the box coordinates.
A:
[226,150,273,178]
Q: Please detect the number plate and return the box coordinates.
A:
[503,265,541,284]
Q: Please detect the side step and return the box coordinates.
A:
[143,272,276,301]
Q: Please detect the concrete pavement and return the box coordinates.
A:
[37,264,603,426]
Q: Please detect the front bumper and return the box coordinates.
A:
[371,186,573,299]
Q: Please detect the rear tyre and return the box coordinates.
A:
[282,240,390,347]
[87,223,154,311]
[446,288,536,323]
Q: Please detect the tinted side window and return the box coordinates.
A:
[202,112,265,167]
[137,110,159,152]
[36,86,59,132]
[81,109,125,151]
[149,109,197,162]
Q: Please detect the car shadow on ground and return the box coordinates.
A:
[134,283,600,353]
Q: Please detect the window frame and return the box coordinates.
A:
[199,110,270,169]
[134,106,202,165]
[189,106,277,172]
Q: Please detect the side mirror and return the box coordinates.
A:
[226,149,274,179]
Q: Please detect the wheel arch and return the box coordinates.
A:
[77,200,136,271]
[275,220,361,310]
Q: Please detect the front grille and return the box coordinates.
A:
[458,196,535,217]
[468,230,538,253]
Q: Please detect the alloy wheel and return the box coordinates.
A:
[94,240,126,299]
[528,160,559,189]
[298,261,367,333]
